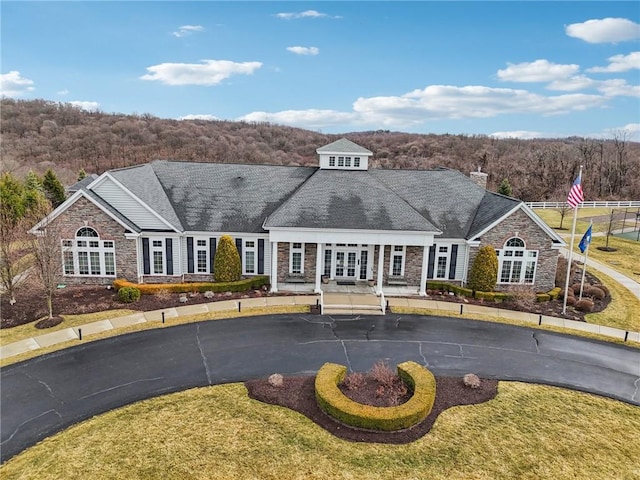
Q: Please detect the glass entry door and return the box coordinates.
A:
[335,250,357,278]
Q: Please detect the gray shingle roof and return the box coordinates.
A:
[150,161,316,233]
[316,138,373,155]
[368,168,520,238]
[467,192,521,239]
[264,170,439,232]
[111,164,184,230]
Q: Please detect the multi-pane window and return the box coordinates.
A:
[290,242,303,274]
[329,156,335,166]
[436,246,449,278]
[354,157,360,167]
[244,240,256,274]
[338,156,345,167]
[497,237,537,284]
[61,227,116,277]
[390,245,405,277]
[345,156,351,167]
[324,248,332,276]
[151,240,164,274]
[196,239,208,273]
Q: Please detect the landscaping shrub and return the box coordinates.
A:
[547,287,562,300]
[571,283,584,294]
[574,298,594,312]
[315,361,436,432]
[507,285,537,309]
[342,371,366,391]
[585,286,606,300]
[214,235,241,282]
[566,295,576,306]
[113,276,269,295]
[467,246,498,292]
[118,286,141,303]
[536,293,551,302]
[555,256,571,288]
[592,283,610,298]
[369,360,396,388]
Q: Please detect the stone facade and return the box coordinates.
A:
[468,208,558,292]
[371,245,424,286]
[277,242,317,283]
[47,196,138,285]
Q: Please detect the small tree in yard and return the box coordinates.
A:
[214,235,241,282]
[497,178,513,197]
[557,204,571,230]
[29,204,62,320]
[467,246,498,292]
[42,169,66,208]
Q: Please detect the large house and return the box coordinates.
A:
[34,138,565,296]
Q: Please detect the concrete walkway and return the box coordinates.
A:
[559,247,640,299]
[2,292,638,362]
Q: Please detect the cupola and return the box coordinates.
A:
[316,138,373,170]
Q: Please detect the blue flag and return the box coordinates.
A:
[579,224,592,253]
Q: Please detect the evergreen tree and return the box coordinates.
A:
[77,168,87,181]
[497,178,513,197]
[213,235,241,282]
[42,169,66,208]
[467,246,499,292]
[23,170,46,212]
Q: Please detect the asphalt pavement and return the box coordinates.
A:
[1,313,639,463]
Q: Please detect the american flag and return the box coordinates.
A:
[567,174,584,209]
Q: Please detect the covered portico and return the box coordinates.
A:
[267,228,437,296]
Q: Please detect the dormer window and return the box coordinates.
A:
[316,138,373,171]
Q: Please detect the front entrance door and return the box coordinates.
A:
[335,250,357,279]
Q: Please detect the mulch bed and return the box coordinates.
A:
[245,375,498,444]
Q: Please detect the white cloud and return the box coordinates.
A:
[274,10,337,20]
[178,114,219,121]
[497,59,579,82]
[239,109,357,129]
[547,75,596,91]
[57,89,69,96]
[286,46,319,56]
[238,84,613,131]
[565,18,640,44]
[588,52,640,73]
[0,71,35,97]
[69,101,99,111]
[596,79,640,97]
[140,60,262,86]
[172,25,204,38]
[489,131,545,140]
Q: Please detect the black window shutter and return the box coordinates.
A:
[187,237,194,273]
[427,245,436,279]
[166,238,173,275]
[235,238,242,267]
[210,238,216,273]
[448,245,458,280]
[258,239,265,274]
[142,238,150,275]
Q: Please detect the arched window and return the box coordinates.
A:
[61,227,115,277]
[497,237,537,284]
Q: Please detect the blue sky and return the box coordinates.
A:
[2,1,639,140]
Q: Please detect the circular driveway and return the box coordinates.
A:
[2,313,639,462]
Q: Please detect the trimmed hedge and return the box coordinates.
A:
[315,361,436,432]
[428,280,559,304]
[467,246,498,292]
[113,276,269,295]
[547,287,562,300]
[118,286,141,303]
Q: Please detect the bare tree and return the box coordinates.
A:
[29,204,62,319]
[557,204,571,230]
[602,209,620,252]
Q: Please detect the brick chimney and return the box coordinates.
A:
[470,166,488,189]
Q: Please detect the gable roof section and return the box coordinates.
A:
[369,168,511,238]
[264,169,439,232]
[108,164,183,231]
[316,138,373,155]
[30,188,140,234]
[151,161,316,233]
[467,191,523,239]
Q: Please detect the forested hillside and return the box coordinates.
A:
[2,98,638,200]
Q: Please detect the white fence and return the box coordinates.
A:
[526,201,640,209]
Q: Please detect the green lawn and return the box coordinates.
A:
[2,382,638,479]
[574,236,640,281]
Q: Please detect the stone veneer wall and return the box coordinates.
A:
[48,197,138,285]
[276,243,317,283]
[468,208,558,292]
[372,245,424,286]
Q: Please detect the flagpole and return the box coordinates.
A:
[562,165,583,315]
[579,220,592,301]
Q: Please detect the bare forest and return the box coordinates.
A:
[2,98,638,200]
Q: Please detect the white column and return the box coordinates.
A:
[376,244,385,295]
[419,245,429,296]
[270,241,278,293]
[314,243,322,292]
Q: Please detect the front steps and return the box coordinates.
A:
[321,293,385,316]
